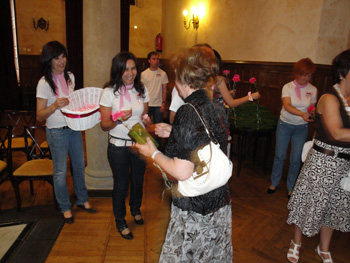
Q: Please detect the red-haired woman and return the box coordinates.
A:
[268,58,317,197]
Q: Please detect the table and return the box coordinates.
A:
[230,127,275,177]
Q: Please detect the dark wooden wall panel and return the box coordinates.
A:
[18,55,41,110]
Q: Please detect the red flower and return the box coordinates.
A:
[223,70,230,76]
[232,74,240,82]
[249,77,256,84]
[307,105,316,114]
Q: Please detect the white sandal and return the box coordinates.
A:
[316,245,334,263]
[287,240,301,263]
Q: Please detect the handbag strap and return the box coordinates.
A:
[184,103,219,145]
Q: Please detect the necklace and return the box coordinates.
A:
[333,84,350,119]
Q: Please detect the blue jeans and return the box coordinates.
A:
[46,127,88,213]
[270,119,309,191]
[148,106,162,124]
[107,143,146,229]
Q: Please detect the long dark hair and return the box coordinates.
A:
[104,51,145,98]
[39,41,70,95]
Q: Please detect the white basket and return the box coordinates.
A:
[61,87,103,131]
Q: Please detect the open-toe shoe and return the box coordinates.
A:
[316,245,333,263]
[287,239,301,263]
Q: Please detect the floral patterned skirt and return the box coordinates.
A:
[287,139,350,237]
[159,203,232,263]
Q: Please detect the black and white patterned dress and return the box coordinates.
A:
[159,89,232,262]
[287,87,350,237]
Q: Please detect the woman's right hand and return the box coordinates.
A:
[53,97,69,109]
[121,108,132,121]
[301,112,313,122]
[155,123,172,138]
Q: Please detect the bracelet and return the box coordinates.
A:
[248,91,253,101]
[152,150,161,160]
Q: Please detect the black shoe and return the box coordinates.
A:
[267,187,276,194]
[63,215,74,224]
[76,204,98,214]
[118,226,133,240]
[133,215,144,225]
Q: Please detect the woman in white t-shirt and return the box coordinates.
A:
[268,58,317,198]
[100,51,150,240]
[36,41,96,224]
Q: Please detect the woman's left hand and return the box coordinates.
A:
[135,137,158,158]
[142,114,151,126]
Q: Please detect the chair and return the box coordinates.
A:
[4,110,36,153]
[0,124,15,215]
[12,125,58,211]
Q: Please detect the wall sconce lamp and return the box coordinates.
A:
[33,17,49,31]
[183,9,199,30]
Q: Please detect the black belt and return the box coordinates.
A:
[313,144,350,161]
[59,126,69,129]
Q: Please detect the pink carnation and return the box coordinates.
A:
[232,74,240,82]
[249,77,256,84]
[307,105,316,114]
[223,70,230,76]
[111,111,125,121]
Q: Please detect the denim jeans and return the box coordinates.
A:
[107,143,146,229]
[270,119,309,191]
[46,127,88,213]
[148,106,162,124]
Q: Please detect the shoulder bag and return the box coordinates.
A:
[177,103,233,197]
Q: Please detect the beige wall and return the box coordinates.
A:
[316,0,350,64]
[130,0,350,65]
[15,0,66,55]
[129,0,162,58]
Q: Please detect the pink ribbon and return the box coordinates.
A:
[61,108,100,119]
[119,84,133,109]
[53,72,69,99]
[293,80,308,100]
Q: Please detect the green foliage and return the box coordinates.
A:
[228,102,277,130]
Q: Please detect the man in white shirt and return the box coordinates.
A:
[141,51,168,124]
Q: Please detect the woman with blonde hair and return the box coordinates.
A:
[136,46,232,262]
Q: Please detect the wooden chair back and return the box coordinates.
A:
[23,125,50,160]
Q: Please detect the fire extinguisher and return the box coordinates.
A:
[155,33,162,52]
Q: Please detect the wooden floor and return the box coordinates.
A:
[1,150,349,262]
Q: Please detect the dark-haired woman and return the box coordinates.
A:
[286,50,350,263]
[36,41,96,224]
[100,51,150,240]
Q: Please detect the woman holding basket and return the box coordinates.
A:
[36,41,96,224]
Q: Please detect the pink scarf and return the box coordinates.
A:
[294,80,308,100]
[53,72,69,99]
[119,83,133,109]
